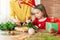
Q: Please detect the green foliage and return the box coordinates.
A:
[26,22,38,30]
[0,21,17,31]
[34,4,43,11]
[0,23,7,30]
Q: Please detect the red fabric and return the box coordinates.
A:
[50,18,60,33]
[49,18,59,22]
[21,0,36,7]
[56,19,60,34]
[28,0,36,7]
[32,18,51,29]
[58,22,60,34]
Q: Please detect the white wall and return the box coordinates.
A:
[0,0,40,23]
[0,0,10,23]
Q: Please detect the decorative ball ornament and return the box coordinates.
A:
[28,28,35,35]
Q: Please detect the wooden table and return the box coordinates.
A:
[0,31,31,40]
[0,27,30,40]
[0,28,60,40]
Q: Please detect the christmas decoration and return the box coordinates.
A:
[0,21,17,34]
[46,22,58,33]
[28,28,35,35]
[46,22,60,34]
[26,22,38,30]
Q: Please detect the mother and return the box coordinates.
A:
[10,0,36,26]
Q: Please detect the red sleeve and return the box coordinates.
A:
[46,18,51,22]
[32,20,36,25]
[32,18,37,25]
[48,18,60,22]
[54,18,60,22]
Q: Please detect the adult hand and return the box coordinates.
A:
[11,18,21,26]
[12,18,20,23]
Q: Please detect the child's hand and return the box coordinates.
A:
[26,20,31,23]
[16,22,21,26]
[26,17,31,23]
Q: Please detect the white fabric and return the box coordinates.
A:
[38,24,41,27]
[39,18,47,22]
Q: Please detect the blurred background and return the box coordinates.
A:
[0,0,10,23]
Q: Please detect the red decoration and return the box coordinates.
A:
[20,0,36,7]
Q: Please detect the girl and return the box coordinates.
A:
[32,4,60,29]
[32,4,51,29]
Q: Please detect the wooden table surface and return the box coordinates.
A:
[0,28,49,40]
[0,32,31,40]
[0,28,60,40]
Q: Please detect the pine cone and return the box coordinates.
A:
[50,28,56,33]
